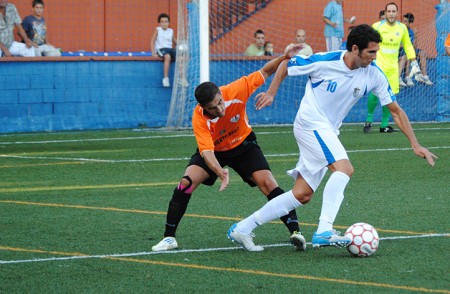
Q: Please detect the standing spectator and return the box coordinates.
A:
[264,41,273,56]
[22,0,61,57]
[227,24,436,252]
[295,29,313,57]
[446,33,450,56]
[0,0,37,57]
[398,13,433,86]
[322,0,355,51]
[151,13,184,88]
[363,2,421,133]
[245,29,265,56]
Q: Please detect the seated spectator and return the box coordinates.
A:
[245,29,265,56]
[398,12,433,86]
[151,13,189,88]
[294,29,313,56]
[0,0,37,57]
[22,0,61,57]
[264,41,273,56]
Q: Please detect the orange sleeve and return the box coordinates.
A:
[192,106,215,154]
[219,71,265,103]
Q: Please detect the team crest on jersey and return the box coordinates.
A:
[353,88,361,97]
[230,114,240,123]
[219,129,226,134]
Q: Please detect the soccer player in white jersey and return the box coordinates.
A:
[227,24,437,252]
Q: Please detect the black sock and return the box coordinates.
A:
[163,188,192,237]
[267,187,300,234]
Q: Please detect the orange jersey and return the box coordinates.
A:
[192,71,265,154]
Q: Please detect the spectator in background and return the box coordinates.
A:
[0,0,37,57]
[22,0,61,57]
[245,29,265,56]
[264,41,273,56]
[379,9,386,21]
[322,0,355,51]
[398,13,433,86]
[294,29,313,56]
[446,33,450,55]
[151,13,188,88]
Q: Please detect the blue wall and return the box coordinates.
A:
[0,58,443,134]
[0,60,172,133]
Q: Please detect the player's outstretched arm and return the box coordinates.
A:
[388,102,437,166]
[255,59,289,110]
[259,43,302,79]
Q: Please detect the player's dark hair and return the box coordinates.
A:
[195,82,220,106]
[346,24,382,52]
[403,12,414,23]
[254,29,264,37]
[32,0,44,7]
[385,2,398,12]
[379,10,385,19]
[158,13,170,23]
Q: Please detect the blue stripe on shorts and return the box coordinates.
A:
[313,130,335,165]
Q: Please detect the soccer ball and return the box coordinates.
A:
[344,222,379,257]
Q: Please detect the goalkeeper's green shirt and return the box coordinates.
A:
[372,20,416,71]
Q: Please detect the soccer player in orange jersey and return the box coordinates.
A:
[152,44,306,252]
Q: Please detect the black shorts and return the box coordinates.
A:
[157,48,176,59]
[187,132,271,187]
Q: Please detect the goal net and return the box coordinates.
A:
[168,0,450,128]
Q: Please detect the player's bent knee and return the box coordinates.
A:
[177,175,194,193]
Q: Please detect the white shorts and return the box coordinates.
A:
[325,37,342,52]
[287,127,348,191]
[7,41,36,57]
[35,44,61,57]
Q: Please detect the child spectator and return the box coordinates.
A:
[22,0,61,57]
[264,41,273,56]
[0,0,37,57]
[151,13,177,87]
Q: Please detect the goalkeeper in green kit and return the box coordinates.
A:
[363,2,421,133]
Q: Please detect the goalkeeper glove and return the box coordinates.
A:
[408,60,421,78]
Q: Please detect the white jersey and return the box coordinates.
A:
[155,27,174,50]
[287,50,396,134]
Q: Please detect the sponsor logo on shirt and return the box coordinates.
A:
[230,114,240,123]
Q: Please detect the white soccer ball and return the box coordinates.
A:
[345,222,379,257]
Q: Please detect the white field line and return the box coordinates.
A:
[0,146,448,163]
[0,233,448,265]
[0,126,449,145]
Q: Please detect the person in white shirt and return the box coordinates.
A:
[151,13,188,88]
[227,24,437,252]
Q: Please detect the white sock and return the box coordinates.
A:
[317,171,350,234]
[236,190,302,234]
